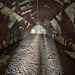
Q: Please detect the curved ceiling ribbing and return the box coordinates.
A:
[1,0,62,25]
[0,0,75,50]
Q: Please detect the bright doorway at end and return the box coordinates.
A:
[30,25,46,34]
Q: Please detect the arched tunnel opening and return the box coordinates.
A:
[30,25,46,34]
[0,0,75,75]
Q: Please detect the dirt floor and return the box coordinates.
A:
[0,35,75,75]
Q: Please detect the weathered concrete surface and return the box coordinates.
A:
[0,0,75,52]
[65,51,75,59]
[5,34,63,75]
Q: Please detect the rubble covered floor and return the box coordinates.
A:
[0,34,75,75]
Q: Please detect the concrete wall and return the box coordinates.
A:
[65,3,75,51]
[0,2,32,51]
[0,0,75,52]
[50,3,75,51]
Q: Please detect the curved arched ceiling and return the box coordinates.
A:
[1,0,62,25]
[0,0,75,50]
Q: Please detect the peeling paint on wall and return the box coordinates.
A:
[56,12,62,21]
[64,0,70,3]
[24,20,28,24]
[0,1,31,51]
[10,39,13,44]
[27,23,30,28]
[19,0,30,6]
[65,3,75,27]
[3,40,6,46]
[1,6,10,16]
[72,44,75,51]
[17,17,23,22]
[59,36,64,45]
[11,6,16,11]
[11,1,16,6]
[50,19,62,36]
[19,26,23,29]
[0,2,3,8]
[21,9,32,15]
[0,0,75,52]
[0,2,24,29]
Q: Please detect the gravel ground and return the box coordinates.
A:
[41,35,63,75]
[5,34,63,75]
